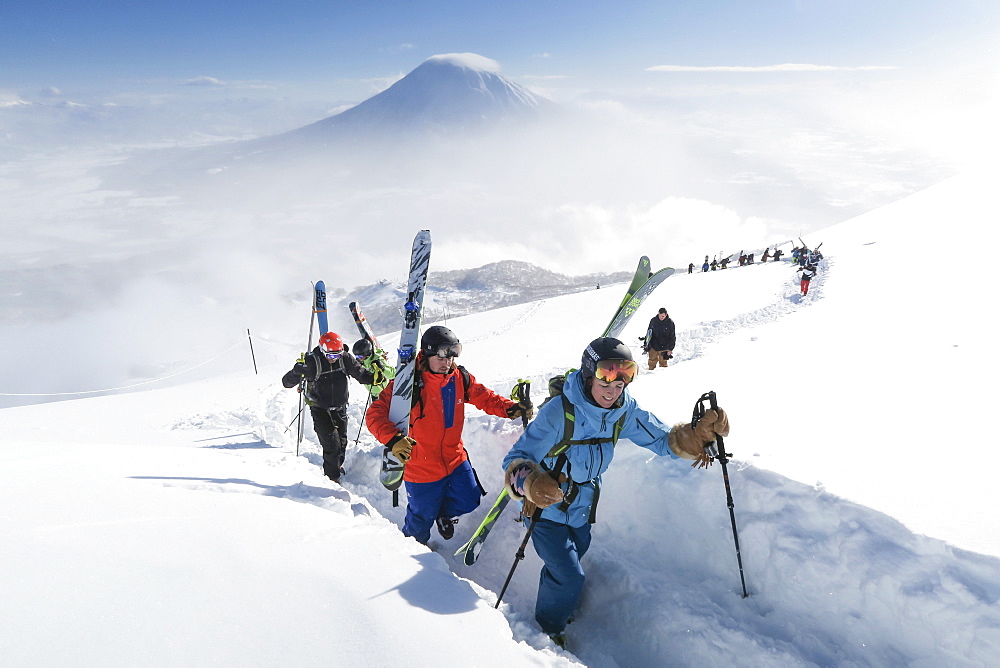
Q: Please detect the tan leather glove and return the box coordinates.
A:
[505,459,564,509]
[669,408,730,469]
[388,433,416,463]
[505,401,535,421]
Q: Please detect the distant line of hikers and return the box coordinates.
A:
[686,244,825,296]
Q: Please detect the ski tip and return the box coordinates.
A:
[379,470,404,491]
[380,448,406,491]
[454,540,482,566]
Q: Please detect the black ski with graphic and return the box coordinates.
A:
[455,259,674,566]
[349,300,395,398]
[380,230,432,492]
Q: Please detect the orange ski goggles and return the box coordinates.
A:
[594,359,638,384]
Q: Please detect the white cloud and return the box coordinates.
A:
[646,63,899,73]
[0,97,31,108]
[182,76,227,87]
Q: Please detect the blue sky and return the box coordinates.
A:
[3,0,997,103]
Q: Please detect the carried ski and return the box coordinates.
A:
[314,281,329,336]
[613,255,652,316]
[604,267,675,339]
[349,300,382,349]
[456,258,673,566]
[380,230,432,495]
[349,300,395,398]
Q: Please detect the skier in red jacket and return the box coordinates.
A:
[366,325,531,544]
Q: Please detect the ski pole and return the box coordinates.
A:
[692,390,749,598]
[284,407,303,433]
[297,286,318,456]
[354,393,372,447]
[495,507,541,609]
[247,328,258,374]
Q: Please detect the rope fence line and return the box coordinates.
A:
[253,335,304,353]
[0,335,251,398]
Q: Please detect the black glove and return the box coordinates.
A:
[293,361,308,377]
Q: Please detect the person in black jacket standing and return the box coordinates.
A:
[282,331,374,482]
[642,307,676,371]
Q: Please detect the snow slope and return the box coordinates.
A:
[1,171,998,666]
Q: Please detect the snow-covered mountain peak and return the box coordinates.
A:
[293,52,553,137]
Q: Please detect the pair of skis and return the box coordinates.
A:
[454,256,675,566]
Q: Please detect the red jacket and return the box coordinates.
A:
[366,359,515,483]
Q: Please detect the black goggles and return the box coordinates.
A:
[430,342,462,359]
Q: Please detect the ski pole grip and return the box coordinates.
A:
[692,391,723,454]
[515,380,532,429]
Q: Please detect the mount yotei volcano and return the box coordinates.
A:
[287,53,555,140]
[104,54,556,189]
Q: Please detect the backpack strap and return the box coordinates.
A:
[459,365,471,403]
[543,394,625,521]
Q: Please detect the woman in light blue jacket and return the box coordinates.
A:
[502,337,729,647]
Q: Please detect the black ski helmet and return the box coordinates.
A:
[580,337,634,381]
[421,325,462,358]
[352,338,373,358]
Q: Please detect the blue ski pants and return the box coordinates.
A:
[530,519,592,635]
[402,460,482,544]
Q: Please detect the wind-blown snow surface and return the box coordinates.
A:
[2,171,999,666]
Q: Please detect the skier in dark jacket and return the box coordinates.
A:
[502,337,729,648]
[797,263,817,295]
[797,247,810,267]
[643,307,676,370]
[282,331,374,482]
